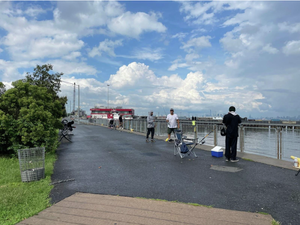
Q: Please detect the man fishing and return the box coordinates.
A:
[222,106,242,162]
[146,111,155,142]
[165,108,180,142]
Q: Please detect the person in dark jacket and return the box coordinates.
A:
[146,111,155,142]
[222,106,242,162]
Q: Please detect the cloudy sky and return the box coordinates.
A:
[0,1,300,118]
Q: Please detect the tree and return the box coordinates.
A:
[25,64,63,97]
[0,81,64,154]
[0,82,5,97]
[25,64,68,116]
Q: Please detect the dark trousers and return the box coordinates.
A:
[146,128,155,139]
[225,136,238,160]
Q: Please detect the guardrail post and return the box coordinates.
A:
[213,124,217,146]
[156,121,160,136]
[239,125,244,153]
[276,127,283,159]
[193,125,197,144]
[279,127,282,160]
[139,120,141,132]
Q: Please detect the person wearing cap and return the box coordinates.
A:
[222,106,242,162]
[166,108,179,142]
[146,111,155,142]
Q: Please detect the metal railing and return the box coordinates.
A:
[79,118,299,161]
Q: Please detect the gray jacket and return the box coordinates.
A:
[147,112,155,128]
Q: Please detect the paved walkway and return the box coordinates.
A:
[19,124,300,225]
[18,193,272,225]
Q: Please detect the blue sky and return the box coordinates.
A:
[1,1,300,118]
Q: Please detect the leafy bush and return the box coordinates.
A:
[0,80,64,155]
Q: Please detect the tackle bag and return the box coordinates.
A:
[180,142,189,153]
[220,127,226,136]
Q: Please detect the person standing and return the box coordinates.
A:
[166,108,179,142]
[146,111,155,142]
[222,106,242,162]
[118,114,123,129]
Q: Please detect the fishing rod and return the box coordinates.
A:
[186,130,214,152]
[197,130,214,145]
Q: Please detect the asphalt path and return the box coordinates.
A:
[51,124,300,225]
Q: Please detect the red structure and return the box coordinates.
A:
[90,107,134,119]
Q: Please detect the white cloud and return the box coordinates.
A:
[0,59,39,81]
[204,83,228,92]
[172,32,188,40]
[185,53,200,61]
[0,1,167,64]
[2,81,13,90]
[19,34,84,60]
[89,39,123,58]
[24,6,47,18]
[182,36,211,52]
[168,59,188,71]
[107,12,166,38]
[180,1,222,25]
[54,1,125,35]
[50,60,98,76]
[63,51,81,61]
[132,48,163,61]
[104,62,266,113]
[262,43,279,54]
[108,62,156,88]
[0,48,3,53]
[118,48,164,61]
[282,40,300,55]
[1,3,46,18]
[278,22,300,33]
[1,13,83,61]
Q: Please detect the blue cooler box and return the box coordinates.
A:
[211,146,223,158]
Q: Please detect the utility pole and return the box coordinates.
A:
[73,83,76,114]
[78,84,80,123]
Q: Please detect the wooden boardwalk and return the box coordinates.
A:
[18,193,273,225]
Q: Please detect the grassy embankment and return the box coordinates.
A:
[0,152,56,225]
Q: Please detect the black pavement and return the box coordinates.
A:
[50,124,300,225]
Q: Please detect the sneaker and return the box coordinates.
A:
[226,158,230,162]
[231,159,239,163]
[146,139,149,143]
[151,139,155,142]
[168,139,172,143]
[165,138,170,142]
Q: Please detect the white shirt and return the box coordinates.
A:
[166,114,178,128]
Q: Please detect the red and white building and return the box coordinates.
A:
[89,107,134,120]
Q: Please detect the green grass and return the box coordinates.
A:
[272,219,281,225]
[258,212,269,215]
[0,152,56,225]
[135,197,213,208]
[242,158,254,162]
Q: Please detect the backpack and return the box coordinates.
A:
[220,127,226,136]
[180,142,189,153]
